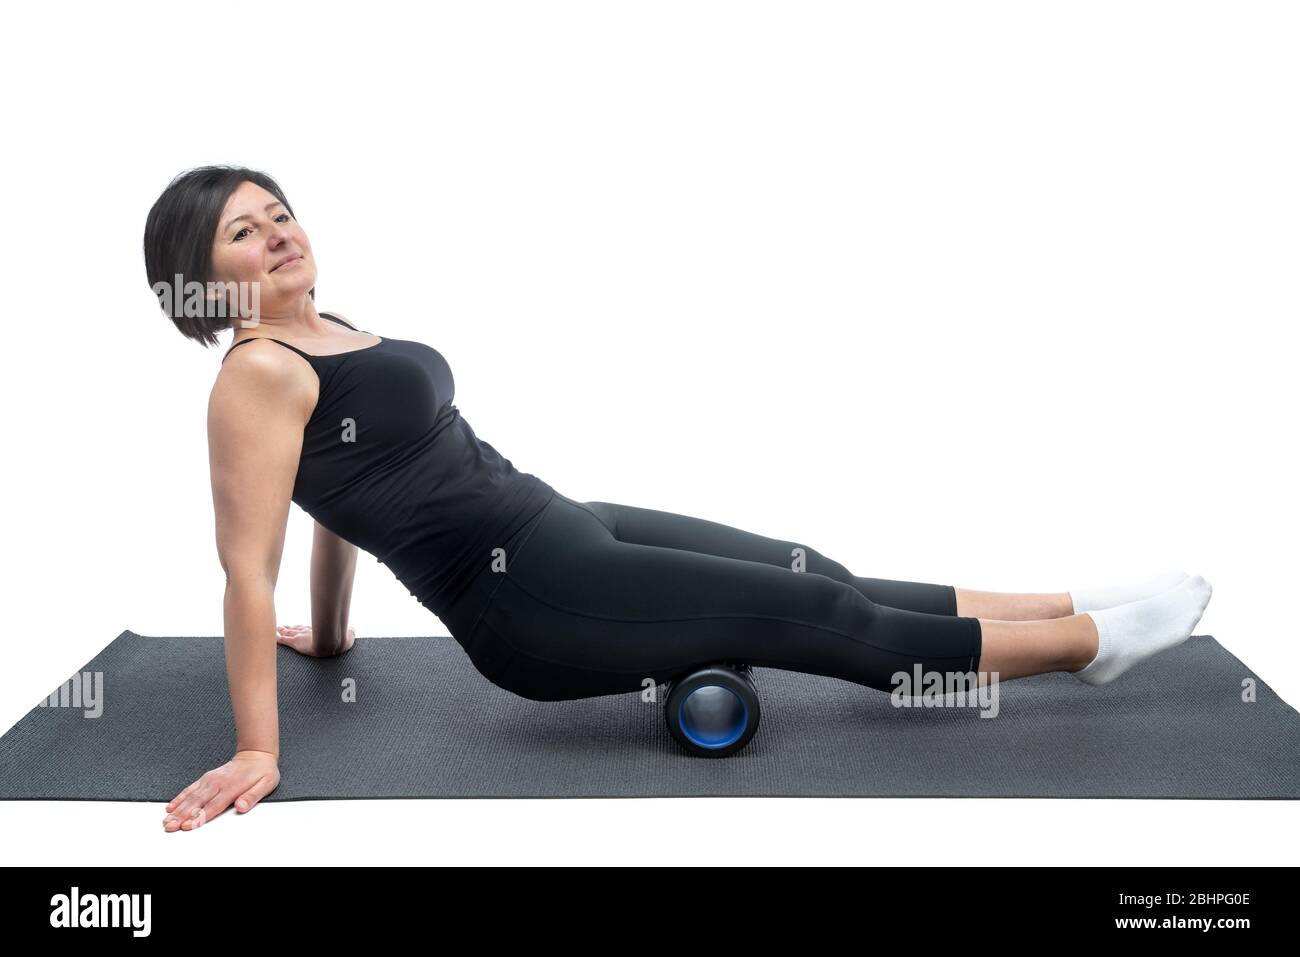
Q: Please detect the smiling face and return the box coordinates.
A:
[207,180,317,324]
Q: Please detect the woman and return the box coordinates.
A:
[144,166,1212,831]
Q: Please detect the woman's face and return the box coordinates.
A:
[208,180,317,324]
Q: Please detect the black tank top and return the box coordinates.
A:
[221,313,555,617]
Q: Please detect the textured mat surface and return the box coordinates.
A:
[1,629,1297,800]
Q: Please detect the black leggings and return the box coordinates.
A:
[439,491,982,701]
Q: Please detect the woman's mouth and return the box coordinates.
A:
[271,255,303,272]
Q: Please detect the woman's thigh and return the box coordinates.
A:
[582,498,958,616]
[463,493,980,701]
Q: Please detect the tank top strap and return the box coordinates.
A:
[320,311,361,332]
[221,336,318,364]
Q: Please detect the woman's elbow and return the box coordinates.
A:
[223,568,277,595]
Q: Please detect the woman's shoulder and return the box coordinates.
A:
[211,334,319,419]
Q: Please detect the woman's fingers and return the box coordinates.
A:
[164,776,207,815]
[163,777,214,830]
[275,624,349,657]
[235,773,277,813]
[183,789,235,830]
[276,625,316,653]
[165,780,198,812]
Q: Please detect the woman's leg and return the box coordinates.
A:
[463,494,1089,702]
[582,499,958,614]
[581,499,1074,620]
[955,589,1075,621]
[976,616,1097,682]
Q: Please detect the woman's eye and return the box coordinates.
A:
[232,214,291,242]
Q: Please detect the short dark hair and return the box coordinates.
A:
[142,165,315,348]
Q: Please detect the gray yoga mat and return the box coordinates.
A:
[1,629,1297,801]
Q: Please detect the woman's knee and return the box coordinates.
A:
[781,540,854,582]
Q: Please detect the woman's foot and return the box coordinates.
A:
[1068,569,1189,613]
[1072,575,1213,685]
[958,569,1189,621]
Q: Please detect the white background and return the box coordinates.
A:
[0,0,1295,865]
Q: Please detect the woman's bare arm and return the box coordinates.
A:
[309,520,358,654]
[163,344,315,831]
[207,343,316,756]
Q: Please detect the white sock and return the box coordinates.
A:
[1073,575,1213,686]
[1069,569,1189,613]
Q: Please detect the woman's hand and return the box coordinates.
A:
[162,750,280,832]
[276,623,356,657]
